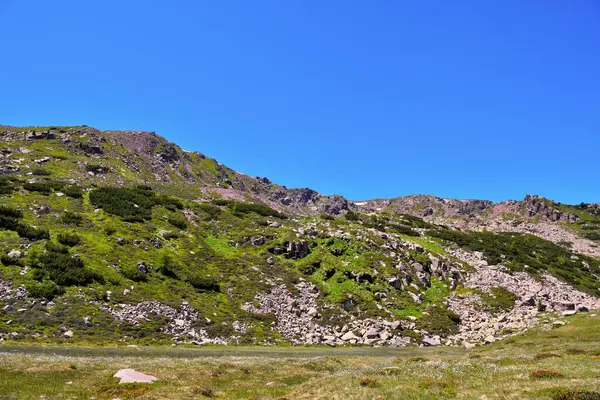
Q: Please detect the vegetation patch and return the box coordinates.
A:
[89,185,183,222]
[530,370,565,379]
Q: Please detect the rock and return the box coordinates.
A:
[113,369,158,384]
[552,320,566,327]
[287,240,310,259]
[341,331,360,341]
[83,317,93,327]
[463,341,476,349]
[364,327,380,339]
[63,330,73,338]
[562,310,577,316]
[116,236,126,245]
[483,335,496,344]
[137,262,152,274]
[7,332,18,340]
[7,250,22,259]
[251,236,265,246]
[422,336,441,346]
[3,305,14,312]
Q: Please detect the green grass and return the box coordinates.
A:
[2,314,600,399]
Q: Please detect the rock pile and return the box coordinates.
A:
[243,281,411,346]
[0,280,28,301]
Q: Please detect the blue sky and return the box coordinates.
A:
[2,1,599,203]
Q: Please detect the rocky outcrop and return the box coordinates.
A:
[103,301,227,345]
[447,262,600,344]
[243,282,412,347]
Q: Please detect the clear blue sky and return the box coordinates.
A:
[2,1,599,204]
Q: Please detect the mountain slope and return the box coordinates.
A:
[0,125,599,348]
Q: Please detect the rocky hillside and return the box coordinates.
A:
[0,125,599,348]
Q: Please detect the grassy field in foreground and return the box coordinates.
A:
[1,314,600,399]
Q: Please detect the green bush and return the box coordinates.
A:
[0,176,14,194]
[0,254,21,266]
[212,199,286,219]
[23,181,53,194]
[61,211,83,225]
[57,232,81,247]
[195,203,221,220]
[0,215,49,240]
[31,168,51,176]
[416,305,460,336]
[157,254,180,279]
[90,186,183,222]
[345,211,359,221]
[0,206,23,218]
[26,280,65,300]
[187,274,220,292]
[481,287,519,313]
[63,185,83,199]
[121,266,148,282]
[33,250,102,286]
[168,215,188,230]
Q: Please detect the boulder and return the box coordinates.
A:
[113,369,158,384]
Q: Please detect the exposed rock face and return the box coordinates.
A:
[447,262,600,343]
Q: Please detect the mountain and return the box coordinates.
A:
[0,125,599,348]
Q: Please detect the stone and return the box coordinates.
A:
[341,331,360,341]
[364,327,380,339]
[3,305,14,312]
[113,369,158,384]
[63,330,73,338]
[562,310,577,316]
[422,336,441,346]
[463,341,476,349]
[7,250,22,259]
[483,335,496,344]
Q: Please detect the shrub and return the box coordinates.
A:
[121,266,148,282]
[45,241,70,254]
[552,391,600,400]
[0,216,50,241]
[90,186,183,221]
[23,182,53,194]
[26,280,65,300]
[31,168,51,176]
[416,305,460,336]
[530,370,565,379]
[32,247,102,287]
[63,185,83,199]
[168,215,188,230]
[0,254,21,266]
[420,381,448,389]
[157,254,180,279]
[187,275,220,292]
[212,199,286,219]
[0,206,23,218]
[345,211,359,221]
[195,203,221,220]
[481,287,519,313]
[61,211,83,225]
[0,176,14,194]
[57,232,81,247]
[360,378,377,388]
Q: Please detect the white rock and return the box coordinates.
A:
[113,369,158,384]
